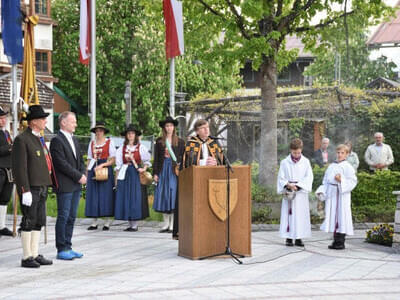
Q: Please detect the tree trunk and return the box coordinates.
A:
[259,58,278,188]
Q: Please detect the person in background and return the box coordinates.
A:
[153,117,185,235]
[50,111,86,260]
[345,141,359,171]
[85,121,116,231]
[364,132,394,171]
[114,124,150,231]
[12,105,54,268]
[313,137,332,167]
[317,144,357,250]
[277,138,313,247]
[0,107,14,236]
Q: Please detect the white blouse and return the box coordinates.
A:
[115,144,151,170]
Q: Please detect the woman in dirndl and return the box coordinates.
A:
[114,124,150,231]
[153,117,185,235]
[85,121,116,231]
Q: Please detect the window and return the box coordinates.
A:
[36,51,49,73]
[278,68,291,82]
[35,0,48,16]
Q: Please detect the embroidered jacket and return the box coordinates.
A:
[183,136,224,168]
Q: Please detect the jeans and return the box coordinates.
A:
[55,190,81,252]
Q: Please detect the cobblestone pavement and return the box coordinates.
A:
[1,217,400,299]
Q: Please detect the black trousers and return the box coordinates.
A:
[20,186,48,231]
[0,168,13,205]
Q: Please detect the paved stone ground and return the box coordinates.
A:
[1,217,400,300]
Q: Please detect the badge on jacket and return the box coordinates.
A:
[36,150,41,157]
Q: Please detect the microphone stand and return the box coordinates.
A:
[199,146,244,264]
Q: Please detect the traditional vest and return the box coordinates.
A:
[122,144,141,165]
[91,139,111,160]
[183,136,223,167]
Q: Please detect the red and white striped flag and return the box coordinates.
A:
[79,0,91,65]
[163,0,184,59]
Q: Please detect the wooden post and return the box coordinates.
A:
[392,191,400,253]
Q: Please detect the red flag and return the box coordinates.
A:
[79,0,91,65]
[163,0,184,59]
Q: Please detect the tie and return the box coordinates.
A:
[4,130,12,144]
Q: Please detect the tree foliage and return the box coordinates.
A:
[52,0,240,136]
[304,15,397,88]
[185,0,392,187]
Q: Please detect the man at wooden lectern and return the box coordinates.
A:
[172,119,224,240]
[183,119,224,167]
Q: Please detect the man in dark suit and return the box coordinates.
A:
[12,105,54,268]
[0,107,13,236]
[50,111,86,260]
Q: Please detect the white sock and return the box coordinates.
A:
[104,218,112,227]
[21,231,32,259]
[162,214,169,230]
[169,214,174,231]
[0,205,7,229]
[91,218,98,226]
[129,220,137,229]
[31,230,41,258]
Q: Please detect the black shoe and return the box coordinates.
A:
[21,257,40,268]
[172,235,179,240]
[159,228,169,233]
[102,226,110,231]
[286,239,294,246]
[87,225,98,230]
[328,242,345,250]
[0,227,13,236]
[295,239,304,247]
[124,227,138,232]
[35,254,53,265]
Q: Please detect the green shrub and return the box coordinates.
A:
[312,164,327,191]
[252,206,272,224]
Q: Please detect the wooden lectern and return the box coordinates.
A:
[178,165,252,259]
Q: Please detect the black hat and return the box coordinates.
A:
[90,121,110,134]
[0,107,8,116]
[159,116,178,128]
[120,124,142,137]
[25,105,49,121]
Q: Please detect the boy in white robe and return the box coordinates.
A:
[316,144,357,250]
[278,138,313,247]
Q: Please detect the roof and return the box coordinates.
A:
[366,76,400,88]
[285,35,314,59]
[367,2,400,48]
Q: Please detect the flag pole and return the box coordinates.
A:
[169,57,175,118]
[90,0,96,129]
[11,64,18,237]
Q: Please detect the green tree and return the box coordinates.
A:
[304,18,396,87]
[52,0,240,136]
[185,0,392,187]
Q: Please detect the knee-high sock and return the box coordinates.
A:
[169,214,174,231]
[0,205,7,229]
[31,230,41,258]
[104,218,112,227]
[162,214,169,230]
[129,220,138,229]
[21,231,32,259]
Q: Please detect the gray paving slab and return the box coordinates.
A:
[1,216,400,299]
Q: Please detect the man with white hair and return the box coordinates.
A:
[313,137,332,167]
[364,132,394,171]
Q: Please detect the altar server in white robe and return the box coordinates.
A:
[278,138,313,247]
[316,144,357,250]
